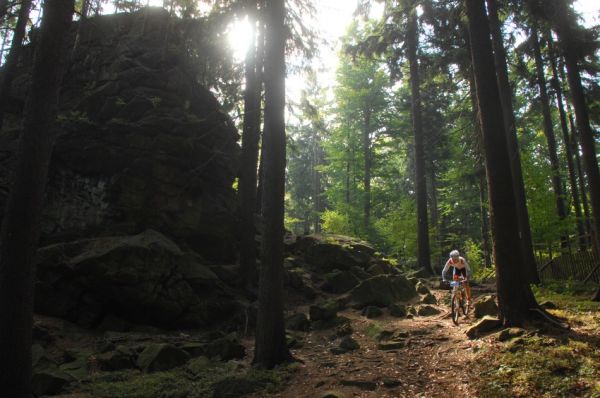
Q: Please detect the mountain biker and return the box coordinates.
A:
[441,249,472,305]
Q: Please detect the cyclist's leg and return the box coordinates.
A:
[465,281,472,303]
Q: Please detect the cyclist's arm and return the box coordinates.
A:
[463,257,472,278]
[441,260,450,280]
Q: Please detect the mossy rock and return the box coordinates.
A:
[212,376,260,398]
[389,303,407,317]
[136,343,190,372]
[421,293,438,305]
[417,305,440,316]
[415,281,431,295]
[286,313,310,332]
[204,334,246,361]
[180,342,206,358]
[309,300,339,322]
[350,275,418,308]
[312,316,350,331]
[321,270,360,294]
[497,327,526,342]
[319,391,346,398]
[474,295,498,318]
[361,306,383,318]
[339,336,360,351]
[32,369,73,396]
[466,316,502,339]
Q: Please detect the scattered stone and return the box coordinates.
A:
[378,341,406,350]
[212,376,260,398]
[474,295,498,318]
[286,333,304,349]
[310,301,339,322]
[97,346,136,371]
[540,301,557,310]
[415,281,430,295]
[340,379,377,391]
[335,322,353,337]
[506,337,525,353]
[32,369,73,397]
[350,275,418,308]
[312,316,351,331]
[321,270,361,293]
[417,305,441,316]
[382,378,402,388]
[466,316,502,339]
[389,303,407,317]
[286,313,311,332]
[339,336,360,351]
[361,306,383,318]
[421,293,437,305]
[319,390,346,398]
[498,328,526,342]
[285,269,306,290]
[204,334,246,361]
[136,343,190,372]
[180,343,206,358]
[407,306,418,316]
[406,277,418,286]
[377,329,409,342]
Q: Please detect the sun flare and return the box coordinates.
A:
[227,17,253,61]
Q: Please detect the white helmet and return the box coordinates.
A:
[450,250,460,258]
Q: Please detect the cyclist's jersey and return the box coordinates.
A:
[441,256,471,279]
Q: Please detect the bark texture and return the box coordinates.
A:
[0,0,74,395]
[253,0,292,367]
[465,0,539,325]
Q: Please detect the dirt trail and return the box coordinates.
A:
[257,286,490,398]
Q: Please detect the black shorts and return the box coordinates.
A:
[451,267,467,278]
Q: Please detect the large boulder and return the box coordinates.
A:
[34,230,240,328]
[474,295,499,318]
[321,270,361,293]
[466,316,502,339]
[349,275,418,308]
[136,343,190,372]
[0,8,239,262]
[296,234,376,272]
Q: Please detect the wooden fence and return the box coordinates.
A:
[537,250,600,283]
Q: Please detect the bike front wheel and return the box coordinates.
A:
[451,292,460,325]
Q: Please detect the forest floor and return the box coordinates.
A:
[49,280,600,398]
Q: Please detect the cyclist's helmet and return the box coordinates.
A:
[450,249,460,258]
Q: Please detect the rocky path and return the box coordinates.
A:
[252,286,489,398]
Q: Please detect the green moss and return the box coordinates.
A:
[365,321,384,341]
[67,359,297,398]
[476,287,600,398]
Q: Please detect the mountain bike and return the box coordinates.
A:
[449,277,469,325]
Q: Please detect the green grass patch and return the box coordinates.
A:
[476,287,600,398]
[68,357,297,398]
[365,321,384,341]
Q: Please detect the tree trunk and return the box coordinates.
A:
[465,0,539,325]
[406,2,432,275]
[253,0,292,367]
[479,169,492,267]
[0,0,9,21]
[547,31,585,250]
[313,137,323,233]
[531,26,568,246]
[569,111,592,244]
[0,0,33,130]
[71,0,90,54]
[486,0,539,283]
[550,1,600,300]
[0,0,74,395]
[362,109,371,230]
[238,0,262,290]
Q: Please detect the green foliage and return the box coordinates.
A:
[321,209,353,236]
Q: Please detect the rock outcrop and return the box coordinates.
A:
[0,8,239,262]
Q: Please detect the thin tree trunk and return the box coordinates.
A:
[531,26,568,247]
[71,0,90,55]
[0,0,74,395]
[406,2,432,275]
[547,31,585,250]
[0,0,9,21]
[362,109,371,229]
[0,0,33,130]
[313,138,322,233]
[465,0,539,325]
[569,111,592,244]
[238,0,262,290]
[253,0,292,367]
[486,0,539,283]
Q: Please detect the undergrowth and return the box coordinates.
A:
[475,282,600,398]
[68,357,297,398]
